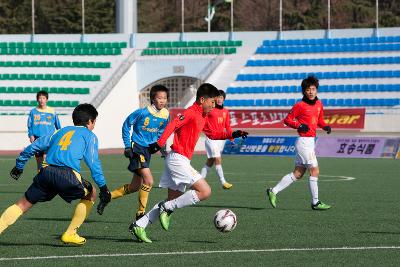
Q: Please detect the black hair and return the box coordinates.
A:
[218,90,226,99]
[72,103,98,126]
[196,83,219,101]
[36,90,49,101]
[150,84,169,103]
[301,75,319,95]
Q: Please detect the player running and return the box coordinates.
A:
[0,104,111,245]
[27,90,61,171]
[129,83,248,243]
[200,90,234,189]
[97,85,169,220]
[266,76,332,210]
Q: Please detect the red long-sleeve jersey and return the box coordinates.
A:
[203,106,233,137]
[157,102,232,160]
[284,99,327,137]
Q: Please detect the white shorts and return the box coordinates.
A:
[205,137,226,158]
[159,152,203,192]
[295,137,318,168]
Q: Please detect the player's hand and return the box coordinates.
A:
[232,130,249,139]
[323,126,332,134]
[298,124,309,133]
[99,185,111,203]
[97,185,111,215]
[10,167,23,180]
[124,147,134,158]
[148,142,161,154]
[29,136,35,143]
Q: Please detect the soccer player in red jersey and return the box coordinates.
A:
[266,76,332,210]
[200,90,234,189]
[129,83,248,242]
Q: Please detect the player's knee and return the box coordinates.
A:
[88,186,96,201]
[197,185,212,200]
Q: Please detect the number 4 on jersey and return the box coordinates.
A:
[58,131,75,150]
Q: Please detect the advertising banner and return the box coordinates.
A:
[222,136,297,156]
[169,108,365,129]
[315,137,387,158]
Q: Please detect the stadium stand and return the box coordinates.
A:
[141,40,242,56]
[225,36,400,108]
[0,41,128,113]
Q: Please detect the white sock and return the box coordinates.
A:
[215,165,227,184]
[163,190,200,211]
[200,165,210,178]
[135,202,161,228]
[309,176,319,205]
[272,173,296,194]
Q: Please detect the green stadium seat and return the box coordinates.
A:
[47,61,55,67]
[148,42,156,48]
[23,87,32,93]
[22,61,30,67]
[3,100,11,106]
[6,87,15,93]
[234,40,242,46]
[21,100,30,106]
[10,74,18,80]
[33,87,40,92]
[188,41,196,47]
[195,41,203,47]
[48,43,57,49]
[39,61,46,67]
[65,43,73,49]
[119,42,127,48]
[113,48,122,55]
[29,100,37,106]
[219,40,227,46]
[15,87,24,93]
[0,87,6,93]
[61,74,69,80]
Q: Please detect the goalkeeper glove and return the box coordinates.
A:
[298,124,309,133]
[323,126,332,134]
[10,167,23,180]
[232,130,249,139]
[97,185,111,215]
[124,147,134,159]
[148,142,161,154]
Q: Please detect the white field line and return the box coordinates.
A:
[0,246,399,261]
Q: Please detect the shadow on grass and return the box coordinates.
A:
[0,241,66,247]
[25,217,126,223]
[359,231,400,235]
[83,235,144,243]
[194,204,265,211]
[186,240,217,244]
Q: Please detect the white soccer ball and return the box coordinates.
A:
[213,209,237,233]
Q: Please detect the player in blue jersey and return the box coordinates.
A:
[0,104,111,246]
[97,85,169,220]
[27,90,61,171]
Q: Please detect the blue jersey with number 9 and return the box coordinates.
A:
[16,125,106,187]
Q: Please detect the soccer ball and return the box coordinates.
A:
[213,209,237,232]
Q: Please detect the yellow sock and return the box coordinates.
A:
[0,204,23,234]
[111,184,131,199]
[64,200,93,235]
[137,184,152,215]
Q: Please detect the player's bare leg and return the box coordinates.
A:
[266,166,305,208]
[309,167,331,210]
[62,187,96,245]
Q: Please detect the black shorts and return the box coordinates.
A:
[25,165,93,204]
[127,143,151,173]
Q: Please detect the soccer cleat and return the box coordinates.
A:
[61,232,86,246]
[222,182,233,190]
[96,199,109,215]
[129,223,152,243]
[159,202,173,231]
[311,201,331,210]
[135,212,145,221]
[266,188,277,208]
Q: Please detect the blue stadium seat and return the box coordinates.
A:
[288,99,296,106]
[336,99,344,106]
[255,99,263,106]
[263,99,271,106]
[279,99,288,106]
[321,99,328,106]
[361,99,369,106]
[327,99,336,106]
[344,99,353,106]
[271,99,279,106]
[352,99,361,106]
